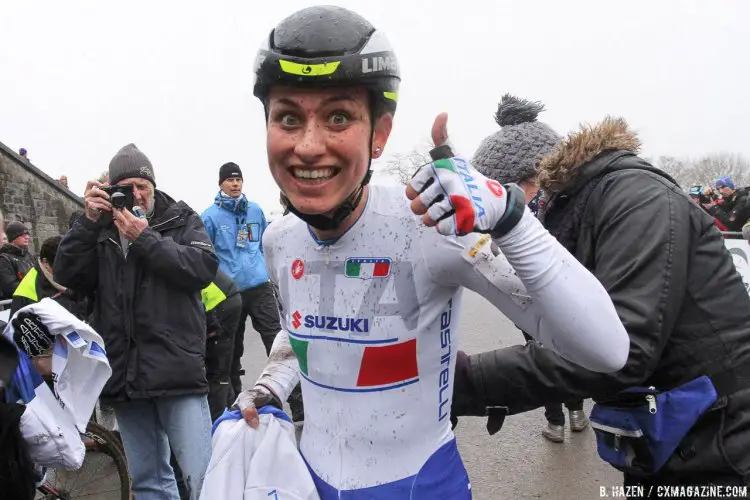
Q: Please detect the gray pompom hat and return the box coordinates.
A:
[472,94,562,184]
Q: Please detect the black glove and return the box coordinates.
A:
[451,350,508,436]
[12,312,54,358]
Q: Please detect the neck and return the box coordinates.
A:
[310,185,370,242]
[39,258,66,292]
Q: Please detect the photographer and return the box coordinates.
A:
[688,185,728,231]
[53,143,219,500]
[702,176,750,231]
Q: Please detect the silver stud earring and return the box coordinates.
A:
[374,146,381,154]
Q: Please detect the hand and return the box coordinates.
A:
[113,208,148,241]
[406,114,509,236]
[84,180,112,222]
[12,312,54,358]
[451,350,507,435]
[232,383,283,428]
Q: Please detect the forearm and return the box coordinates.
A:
[254,331,299,402]
[469,343,641,414]
[491,211,629,372]
[131,228,218,290]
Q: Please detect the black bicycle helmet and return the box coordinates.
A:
[254,6,401,231]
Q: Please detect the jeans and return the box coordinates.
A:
[111,395,212,500]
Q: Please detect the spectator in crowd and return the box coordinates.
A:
[687,185,728,231]
[18,148,28,161]
[453,117,750,490]
[201,163,304,422]
[10,235,87,319]
[0,222,35,299]
[702,176,750,231]
[201,163,280,388]
[472,94,588,443]
[58,175,69,189]
[54,143,219,500]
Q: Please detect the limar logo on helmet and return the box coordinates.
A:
[362,56,397,74]
[279,60,340,76]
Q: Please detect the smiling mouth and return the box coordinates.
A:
[291,167,341,183]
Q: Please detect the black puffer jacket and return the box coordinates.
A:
[458,118,750,482]
[54,191,219,401]
[0,245,35,299]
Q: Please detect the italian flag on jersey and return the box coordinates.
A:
[288,334,419,391]
[345,258,392,279]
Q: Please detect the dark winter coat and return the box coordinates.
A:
[54,190,219,402]
[0,245,35,299]
[460,118,750,483]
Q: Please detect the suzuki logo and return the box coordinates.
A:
[292,311,302,329]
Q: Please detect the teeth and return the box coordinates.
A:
[294,168,335,180]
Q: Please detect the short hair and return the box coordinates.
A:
[40,235,63,267]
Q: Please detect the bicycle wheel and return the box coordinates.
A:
[36,421,131,500]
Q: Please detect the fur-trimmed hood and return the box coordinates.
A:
[538,117,642,194]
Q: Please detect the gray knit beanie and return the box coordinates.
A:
[472,94,562,184]
[108,143,156,187]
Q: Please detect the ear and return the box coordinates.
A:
[371,113,394,159]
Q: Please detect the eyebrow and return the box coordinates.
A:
[274,94,358,108]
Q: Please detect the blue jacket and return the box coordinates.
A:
[201,192,269,291]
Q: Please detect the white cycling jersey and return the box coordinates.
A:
[262,184,627,499]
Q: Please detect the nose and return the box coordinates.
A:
[294,122,326,163]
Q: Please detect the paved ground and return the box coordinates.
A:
[241,289,622,500]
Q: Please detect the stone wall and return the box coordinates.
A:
[0,140,83,254]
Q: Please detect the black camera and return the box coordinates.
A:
[688,185,714,205]
[102,184,134,211]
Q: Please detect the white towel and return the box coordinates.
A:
[4,298,112,469]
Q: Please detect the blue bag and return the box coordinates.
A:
[589,375,718,475]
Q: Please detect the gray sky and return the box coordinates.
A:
[1,0,748,215]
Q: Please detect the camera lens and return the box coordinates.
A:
[110,192,126,209]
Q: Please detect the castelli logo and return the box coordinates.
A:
[487,180,504,198]
[291,259,305,280]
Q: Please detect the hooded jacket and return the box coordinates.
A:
[461,118,750,481]
[0,244,35,299]
[53,190,219,401]
[201,192,269,292]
